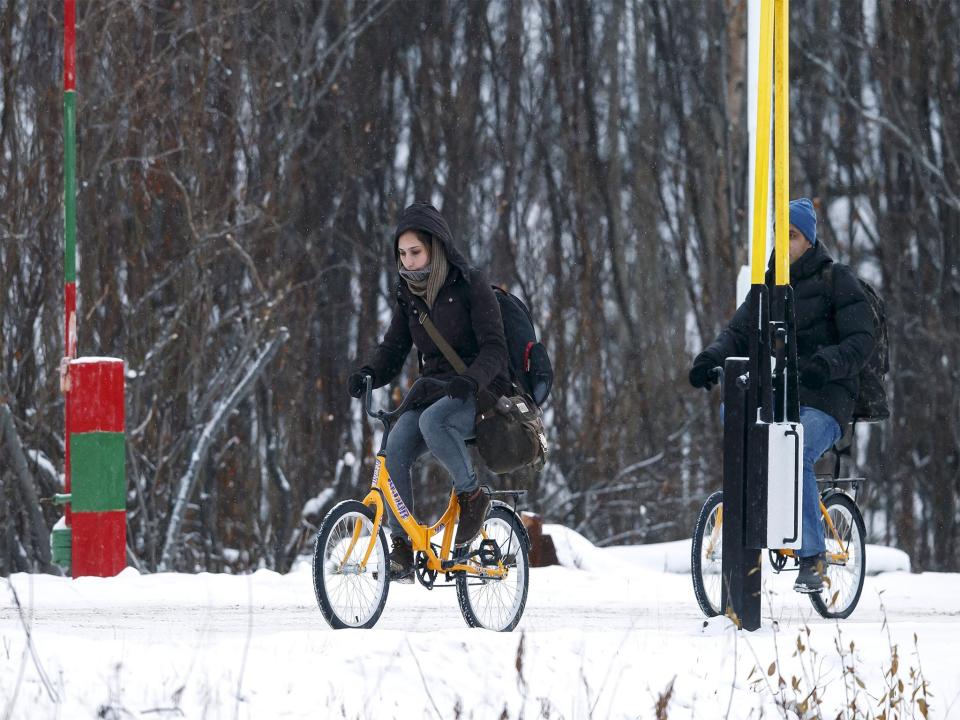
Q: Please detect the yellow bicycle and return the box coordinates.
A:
[312,376,530,630]
[690,478,866,619]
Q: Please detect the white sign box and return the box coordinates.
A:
[765,422,804,549]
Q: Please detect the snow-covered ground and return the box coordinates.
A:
[2,527,957,719]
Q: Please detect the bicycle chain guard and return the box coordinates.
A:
[768,549,789,573]
[415,550,438,589]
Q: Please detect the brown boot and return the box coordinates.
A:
[389,534,414,583]
[454,487,490,548]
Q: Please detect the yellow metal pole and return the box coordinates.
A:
[749,0,775,286]
[773,0,790,286]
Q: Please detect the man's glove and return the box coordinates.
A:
[446,375,478,402]
[348,368,373,399]
[688,353,720,390]
[800,357,830,390]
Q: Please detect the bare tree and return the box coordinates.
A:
[1,0,957,574]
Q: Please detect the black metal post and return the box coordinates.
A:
[783,285,800,422]
[744,284,773,550]
[720,356,762,630]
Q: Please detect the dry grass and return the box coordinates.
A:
[745,600,933,719]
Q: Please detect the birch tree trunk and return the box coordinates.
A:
[160,328,289,571]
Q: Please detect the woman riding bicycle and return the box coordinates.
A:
[347,202,510,582]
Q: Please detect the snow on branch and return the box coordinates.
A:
[0,398,54,571]
[159,326,290,571]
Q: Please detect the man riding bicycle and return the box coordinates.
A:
[688,198,876,593]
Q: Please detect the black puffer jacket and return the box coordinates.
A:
[700,243,876,426]
[364,203,510,411]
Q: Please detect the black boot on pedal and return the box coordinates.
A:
[794,552,827,594]
[454,487,490,548]
[390,534,414,584]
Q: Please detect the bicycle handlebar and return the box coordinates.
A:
[710,365,750,390]
[362,375,449,422]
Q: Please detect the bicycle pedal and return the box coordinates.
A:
[477,539,501,566]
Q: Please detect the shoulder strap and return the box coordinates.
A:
[418,313,468,374]
[818,262,837,314]
[418,302,503,407]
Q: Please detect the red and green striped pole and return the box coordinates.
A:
[52,0,78,569]
[64,0,77,359]
[52,0,127,577]
[66,358,127,577]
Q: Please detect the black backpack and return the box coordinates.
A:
[822,265,890,422]
[491,286,553,406]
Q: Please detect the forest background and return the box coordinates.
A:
[1,0,958,575]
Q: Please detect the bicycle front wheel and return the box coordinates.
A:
[313,500,390,629]
[691,491,724,617]
[456,506,529,631]
[809,493,866,619]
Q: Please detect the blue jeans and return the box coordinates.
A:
[383,396,477,532]
[799,406,842,557]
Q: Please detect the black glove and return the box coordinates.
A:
[348,368,373,399]
[800,357,830,390]
[446,375,478,402]
[689,353,720,390]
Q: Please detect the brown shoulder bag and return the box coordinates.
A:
[418,313,547,474]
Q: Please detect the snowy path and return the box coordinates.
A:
[2,534,959,719]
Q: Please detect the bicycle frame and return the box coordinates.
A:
[354,456,506,578]
[707,497,851,564]
[775,498,850,563]
[346,376,507,579]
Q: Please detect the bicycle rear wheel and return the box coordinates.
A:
[809,493,866,619]
[456,506,529,631]
[313,500,390,629]
[691,491,724,617]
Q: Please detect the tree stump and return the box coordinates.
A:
[520,512,558,567]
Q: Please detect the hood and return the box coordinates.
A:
[393,202,472,282]
[766,240,833,285]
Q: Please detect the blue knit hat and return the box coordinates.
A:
[789,198,817,246]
